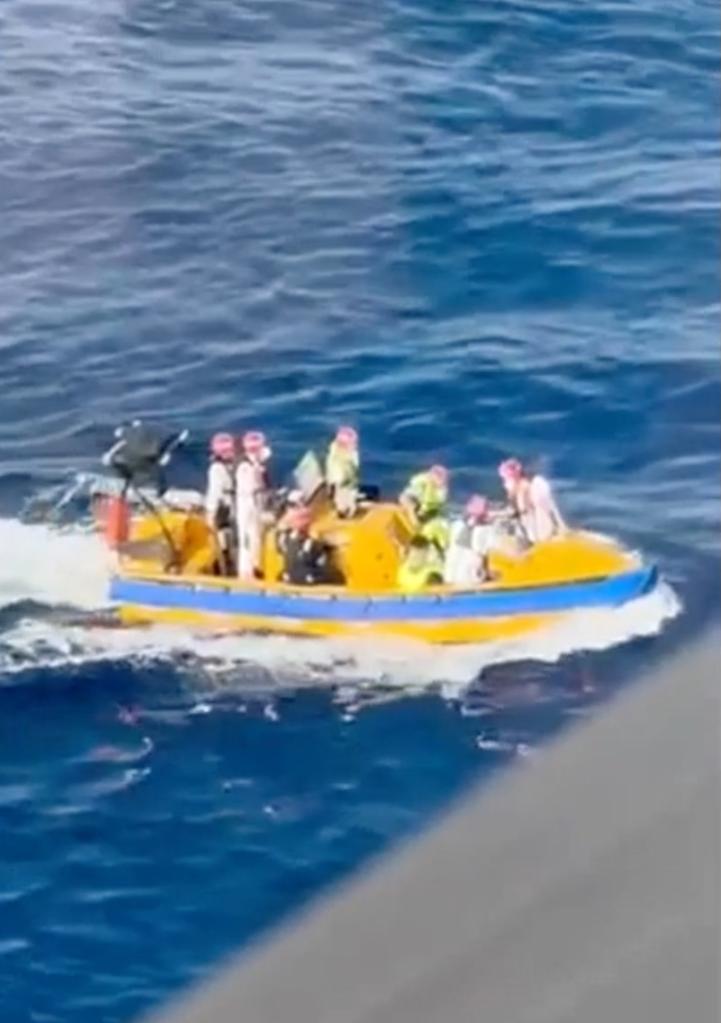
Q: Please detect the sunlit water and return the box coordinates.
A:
[0,0,718,1018]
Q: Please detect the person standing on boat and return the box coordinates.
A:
[205,432,237,575]
[235,430,272,580]
[444,495,494,586]
[325,425,360,517]
[498,458,566,544]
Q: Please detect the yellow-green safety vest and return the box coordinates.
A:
[419,516,450,551]
[325,441,359,488]
[404,472,447,519]
[397,560,440,593]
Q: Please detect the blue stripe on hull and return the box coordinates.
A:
[109,567,657,622]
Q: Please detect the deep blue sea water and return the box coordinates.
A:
[0,0,719,1019]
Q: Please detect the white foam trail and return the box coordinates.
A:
[438,580,682,697]
[0,518,108,610]
[0,516,682,690]
[0,582,681,694]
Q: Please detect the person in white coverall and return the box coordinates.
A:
[498,458,566,544]
[235,430,272,580]
[205,432,237,575]
[444,495,495,586]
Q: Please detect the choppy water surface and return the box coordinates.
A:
[0,0,718,1019]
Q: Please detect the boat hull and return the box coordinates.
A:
[109,564,658,645]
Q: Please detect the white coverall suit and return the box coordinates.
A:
[205,460,235,526]
[515,475,565,544]
[443,519,495,586]
[205,459,236,573]
[235,458,266,580]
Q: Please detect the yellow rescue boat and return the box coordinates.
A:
[107,497,657,646]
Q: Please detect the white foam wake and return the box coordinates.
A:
[0,518,109,611]
[0,518,681,691]
[0,531,679,691]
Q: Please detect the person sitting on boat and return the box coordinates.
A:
[276,505,339,585]
[498,458,566,544]
[205,432,237,575]
[444,495,495,587]
[235,430,272,580]
[400,464,449,526]
[397,536,444,593]
[325,425,360,518]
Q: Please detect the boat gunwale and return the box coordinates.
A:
[114,567,643,603]
[110,565,658,622]
[114,538,646,605]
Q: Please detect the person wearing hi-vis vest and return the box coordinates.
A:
[325,425,360,517]
[399,463,451,558]
[399,464,449,525]
[396,535,444,593]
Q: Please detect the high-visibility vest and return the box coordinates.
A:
[397,547,443,592]
[419,515,450,551]
[325,442,359,489]
[404,472,447,519]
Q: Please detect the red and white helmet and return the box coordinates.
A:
[429,464,449,486]
[465,494,489,522]
[210,432,236,461]
[335,425,358,449]
[498,458,523,482]
[242,430,271,461]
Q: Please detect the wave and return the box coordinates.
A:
[0,518,109,611]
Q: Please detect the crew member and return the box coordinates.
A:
[498,458,566,544]
[205,432,237,575]
[397,536,444,593]
[276,506,338,585]
[235,430,272,580]
[325,425,360,517]
[399,464,449,525]
[444,494,494,586]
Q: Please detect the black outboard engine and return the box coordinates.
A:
[102,421,189,495]
[99,421,190,567]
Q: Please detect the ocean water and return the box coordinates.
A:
[0,0,718,1019]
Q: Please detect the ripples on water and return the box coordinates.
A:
[0,0,718,1018]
